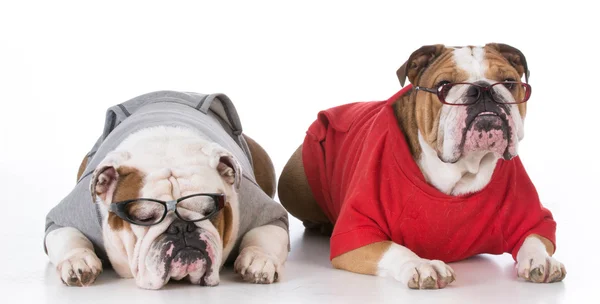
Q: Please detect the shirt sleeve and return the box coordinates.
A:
[328,134,392,260]
[501,157,557,260]
[44,175,107,261]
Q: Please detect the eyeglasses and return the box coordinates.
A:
[414,81,532,105]
[109,193,225,226]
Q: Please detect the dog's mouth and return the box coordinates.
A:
[147,230,219,287]
[460,111,513,160]
[167,247,210,283]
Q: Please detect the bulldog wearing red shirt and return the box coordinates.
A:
[278,43,566,289]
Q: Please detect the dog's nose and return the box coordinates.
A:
[469,81,498,112]
[167,220,197,235]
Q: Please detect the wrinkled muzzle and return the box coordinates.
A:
[135,220,221,289]
[462,112,513,159]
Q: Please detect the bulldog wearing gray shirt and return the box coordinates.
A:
[44,91,290,289]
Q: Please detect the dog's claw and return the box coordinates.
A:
[403,259,454,290]
[421,276,437,289]
[529,266,545,282]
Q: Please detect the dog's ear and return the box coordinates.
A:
[397,44,446,87]
[90,151,130,204]
[485,43,530,83]
[202,143,242,189]
[217,155,242,188]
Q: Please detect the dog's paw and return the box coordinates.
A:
[57,248,102,287]
[400,259,456,289]
[234,246,281,284]
[517,254,566,283]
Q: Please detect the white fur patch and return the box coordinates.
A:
[234,225,289,284]
[377,243,455,289]
[377,243,420,282]
[453,46,486,81]
[418,132,499,195]
[45,227,103,286]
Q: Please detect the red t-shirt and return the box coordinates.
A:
[302,85,556,262]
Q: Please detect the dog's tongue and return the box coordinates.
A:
[463,115,508,156]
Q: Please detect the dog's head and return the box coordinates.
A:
[397,43,530,163]
[90,132,240,289]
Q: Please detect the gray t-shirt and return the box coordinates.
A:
[44,91,289,264]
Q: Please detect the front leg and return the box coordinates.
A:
[233,225,289,284]
[332,241,456,289]
[516,234,566,283]
[45,227,103,286]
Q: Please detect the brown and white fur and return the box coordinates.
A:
[278,43,565,289]
[45,127,289,289]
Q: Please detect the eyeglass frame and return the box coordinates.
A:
[108,193,226,226]
[413,81,532,105]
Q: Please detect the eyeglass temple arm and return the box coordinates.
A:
[218,196,225,209]
[108,204,118,212]
[414,86,438,94]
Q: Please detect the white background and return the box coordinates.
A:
[1,1,599,303]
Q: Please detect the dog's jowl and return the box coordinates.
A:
[278,43,565,289]
[44,92,290,289]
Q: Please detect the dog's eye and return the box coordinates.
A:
[502,79,516,91]
[197,204,217,218]
[435,81,453,101]
[124,200,165,225]
[128,210,161,223]
[174,196,219,221]
[436,80,451,88]
[132,214,158,224]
